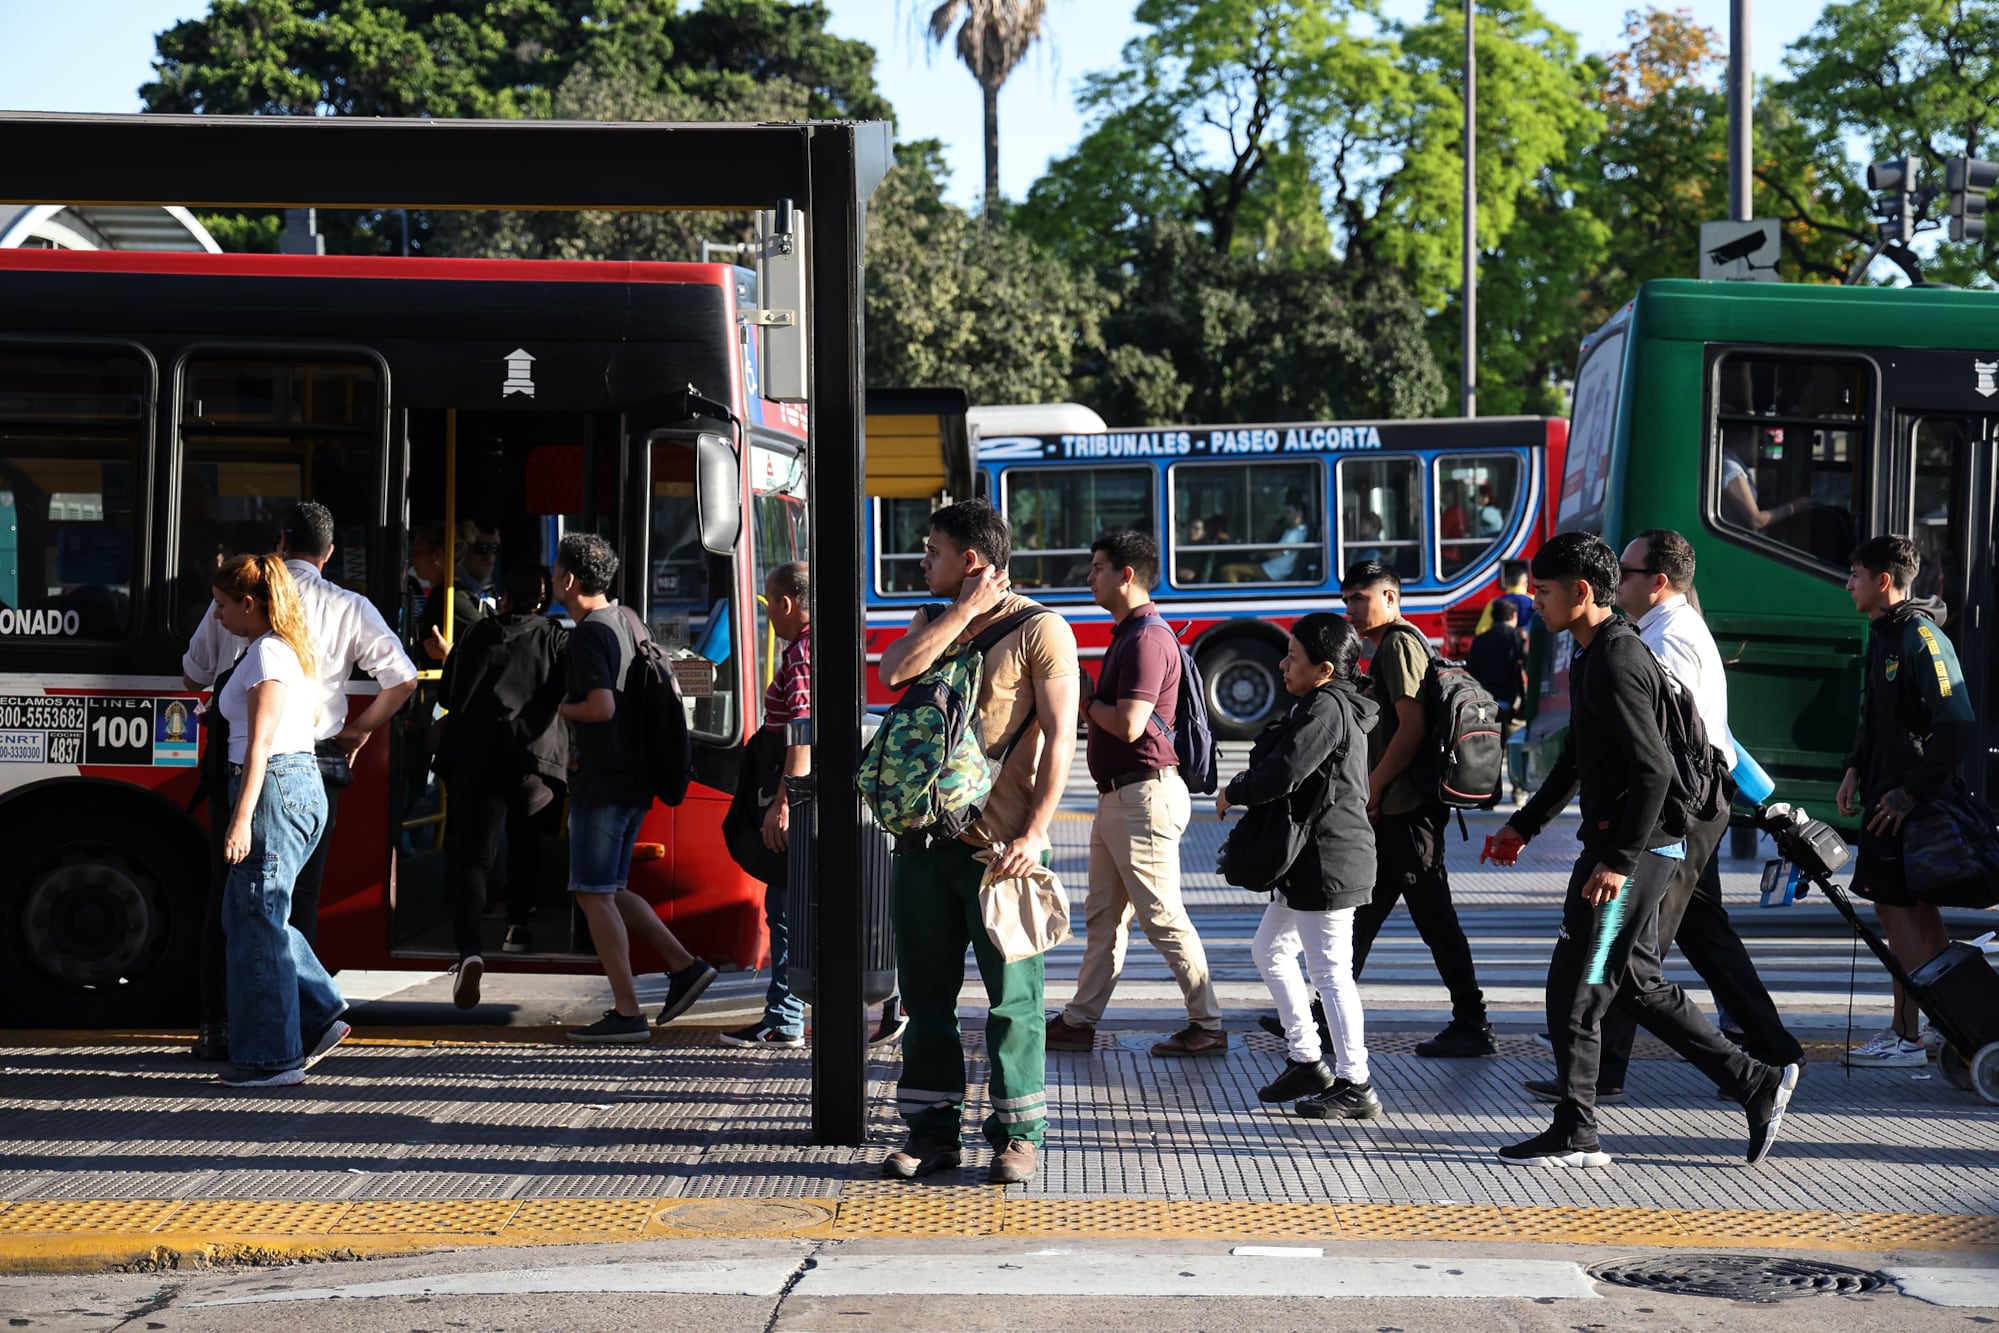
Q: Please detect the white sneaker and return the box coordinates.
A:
[1846,1034,1927,1068]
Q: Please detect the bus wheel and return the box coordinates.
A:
[1201,639,1285,740]
[0,807,201,1029]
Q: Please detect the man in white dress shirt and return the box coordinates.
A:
[183,503,419,1054]
[1527,528,1802,1104]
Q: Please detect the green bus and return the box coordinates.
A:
[1526,278,1997,820]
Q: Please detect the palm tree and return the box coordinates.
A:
[923,0,1052,225]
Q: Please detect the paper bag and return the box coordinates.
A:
[972,845,1072,963]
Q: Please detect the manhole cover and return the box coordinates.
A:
[1590,1255,1888,1302]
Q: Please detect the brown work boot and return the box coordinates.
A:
[988,1138,1038,1184]
[1045,1014,1097,1051]
[1151,1025,1229,1057]
[881,1133,963,1180]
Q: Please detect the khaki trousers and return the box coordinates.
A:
[1062,770,1221,1028]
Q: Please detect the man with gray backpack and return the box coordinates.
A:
[1047,529,1225,1060]
[868,499,1079,1186]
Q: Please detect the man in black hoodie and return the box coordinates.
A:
[436,561,570,1000]
[1838,534,1973,1068]
[1487,533,1798,1169]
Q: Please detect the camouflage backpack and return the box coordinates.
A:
[857,604,1050,843]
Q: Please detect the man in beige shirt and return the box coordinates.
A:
[876,499,1079,1186]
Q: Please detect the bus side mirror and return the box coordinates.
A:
[696,430,741,555]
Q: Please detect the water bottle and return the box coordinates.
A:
[1731,745,1775,807]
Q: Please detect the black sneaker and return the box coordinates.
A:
[568,1009,651,1044]
[881,1133,963,1179]
[1296,1079,1382,1120]
[190,1023,229,1062]
[302,1018,350,1070]
[452,955,484,1009]
[720,1023,805,1049]
[1524,1077,1625,1106]
[1498,1124,1611,1168]
[1415,1022,1498,1058]
[871,997,908,1047]
[501,925,534,954]
[1258,1058,1335,1103]
[216,1064,306,1089]
[1744,1061,1801,1166]
[656,960,718,1026]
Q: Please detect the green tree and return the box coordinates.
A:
[147,0,890,256]
[1779,0,1999,285]
[1020,0,1401,265]
[1082,221,1446,425]
[920,0,1054,224]
[864,143,1121,401]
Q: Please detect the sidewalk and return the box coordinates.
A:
[1,1016,1993,1273]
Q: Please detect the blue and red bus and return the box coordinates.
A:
[866,410,1567,737]
[0,249,806,1026]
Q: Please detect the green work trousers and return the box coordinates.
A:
[889,837,1047,1147]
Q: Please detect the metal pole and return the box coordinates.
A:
[806,126,869,1145]
[1729,0,1752,220]
[1461,0,1477,419]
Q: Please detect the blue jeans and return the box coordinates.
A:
[568,801,647,893]
[224,752,346,1071]
[761,879,805,1036]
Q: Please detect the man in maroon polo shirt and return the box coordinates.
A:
[1047,529,1225,1057]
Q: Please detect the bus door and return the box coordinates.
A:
[1900,410,1999,800]
[392,403,622,961]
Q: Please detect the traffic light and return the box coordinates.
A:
[1868,156,1919,243]
[1945,156,1999,243]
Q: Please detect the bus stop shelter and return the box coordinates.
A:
[0,110,891,1146]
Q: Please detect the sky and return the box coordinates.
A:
[0,0,1834,211]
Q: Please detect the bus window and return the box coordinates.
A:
[1560,327,1624,533]
[1435,453,1521,579]
[179,358,381,639]
[1337,456,1422,582]
[1911,417,1966,611]
[0,346,148,640]
[1003,465,1151,590]
[1168,460,1323,587]
[650,438,737,740]
[1711,353,1869,571]
[749,440,808,700]
[874,496,934,595]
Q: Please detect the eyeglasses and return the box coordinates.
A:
[469,542,501,555]
[1618,564,1657,580]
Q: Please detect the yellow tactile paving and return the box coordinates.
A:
[330,1200,522,1234]
[163,1200,349,1235]
[1002,1198,1338,1239]
[2,1196,1997,1270]
[0,1200,183,1233]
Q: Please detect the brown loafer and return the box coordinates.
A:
[988,1138,1038,1184]
[1045,1014,1097,1051]
[881,1133,963,1179]
[1151,1025,1229,1057]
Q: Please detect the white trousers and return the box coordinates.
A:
[1251,901,1369,1083]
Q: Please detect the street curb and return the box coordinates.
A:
[2,1199,1994,1275]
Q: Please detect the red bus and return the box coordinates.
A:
[867,408,1568,738]
[0,250,806,1026]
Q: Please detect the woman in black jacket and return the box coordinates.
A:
[1217,612,1382,1119]
[437,562,570,1002]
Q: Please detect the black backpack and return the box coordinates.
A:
[617,606,692,808]
[1655,666,1724,838]
[1377,622,1505,810]
[1123,613,1219,796]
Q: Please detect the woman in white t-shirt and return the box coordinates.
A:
[208,554,349,1089]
